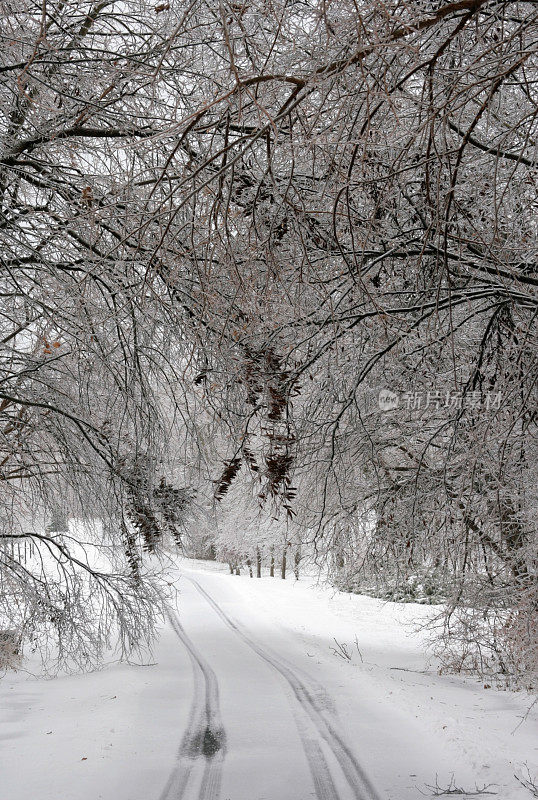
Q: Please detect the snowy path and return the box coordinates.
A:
[0,559,536,800]
[159,605,225,800]
[170,572,380,800]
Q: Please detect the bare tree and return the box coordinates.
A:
[0,0,195,668]
[1,0,536,678]
[141,0,536,678]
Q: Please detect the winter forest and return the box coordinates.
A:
[0,1,537,798]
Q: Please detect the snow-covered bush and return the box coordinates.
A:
[0,630,21,671]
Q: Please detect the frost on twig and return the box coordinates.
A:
[420,774,497,796]
[330,637,353,661]
[514,764,538,797]
[329,636,365,664]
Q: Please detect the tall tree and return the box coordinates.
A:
[1,0,536,677]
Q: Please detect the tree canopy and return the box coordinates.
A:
[1,0,536,678]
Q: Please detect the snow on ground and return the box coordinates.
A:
[0,557,536,800]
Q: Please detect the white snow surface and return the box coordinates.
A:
[0,558,536,800]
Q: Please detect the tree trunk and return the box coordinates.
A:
[246,558,253,578]
[294,549,300,580]
[256,547,261,578]
[270,547,274,577]
[281,551,286,580]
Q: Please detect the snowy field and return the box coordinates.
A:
[0,558,536,800]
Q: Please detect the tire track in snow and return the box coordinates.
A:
[187,576,381,800]
[182,577,339,800]
[159,609,225,800]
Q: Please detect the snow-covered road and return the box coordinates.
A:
[1,559,536,800]
[163,572,380,800]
